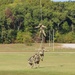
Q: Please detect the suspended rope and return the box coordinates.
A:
[35,0,46,51]
[39,0,46,49]
[53,29,54,51]
[48,29,55,51]
[40,0,42,22]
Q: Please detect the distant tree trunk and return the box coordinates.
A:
[71,24,75,32]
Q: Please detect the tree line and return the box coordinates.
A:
[0,0,75,44]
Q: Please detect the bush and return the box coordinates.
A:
[56,32,75,43]
[16,31,33,45]
[4,30,16,44]
[16,31,23,43]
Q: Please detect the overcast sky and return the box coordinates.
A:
[53,0,75,2]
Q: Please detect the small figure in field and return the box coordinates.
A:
[34,53,40,68]
[39,47,45,61]
[28,47,45,68]
[28,53,40,68]
[35,23,46,37]
[28,55,35,68]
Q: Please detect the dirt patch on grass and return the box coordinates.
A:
[62,44,75,49]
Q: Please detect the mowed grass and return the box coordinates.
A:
[0,52,75,75]
[0,43,75,52]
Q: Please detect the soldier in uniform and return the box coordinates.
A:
[34,53,40,68]
[39,47,45,61]
[35,23,46,37]
[28,55,35,68]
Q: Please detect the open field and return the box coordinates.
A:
[0,52,75,75]
[0,43,75,75]
[0,43,75,52]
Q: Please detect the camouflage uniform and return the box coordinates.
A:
[34,53,40,64]
[39,47,45,61]
[33,53,40,68]
[28,55,35,68]
[35,23,46,37]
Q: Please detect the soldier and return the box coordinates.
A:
[34,53,40,68]
[35,23,46,37]
[28,55,35,68]
[39,47,45,61]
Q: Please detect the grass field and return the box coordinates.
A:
[0,43,75,52]
[0,52,75,75]
[0,43,75,75]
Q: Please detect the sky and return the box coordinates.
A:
[53,0,75,2]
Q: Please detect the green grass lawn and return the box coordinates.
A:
[0,43,75,52]
[0,52,75,75]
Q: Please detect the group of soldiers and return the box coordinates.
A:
[28,23,46,68]
[28,47,45,68]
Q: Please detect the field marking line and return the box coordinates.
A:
[0,52,75,54]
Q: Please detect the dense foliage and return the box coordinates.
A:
[0,0,75,44]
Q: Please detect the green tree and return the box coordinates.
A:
[62,21,70,33]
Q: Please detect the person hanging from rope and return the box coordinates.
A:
[35,23,46,37]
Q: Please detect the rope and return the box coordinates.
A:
[40,0,42,22]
